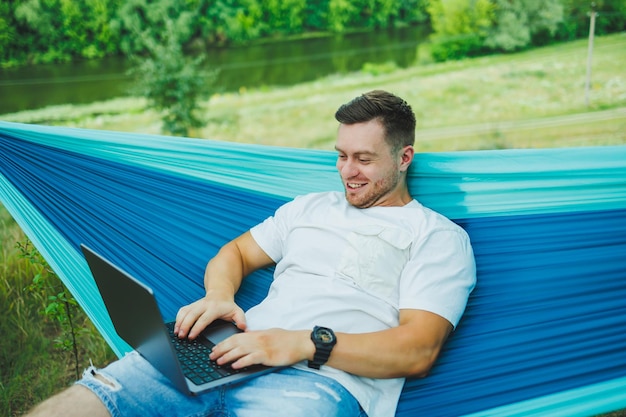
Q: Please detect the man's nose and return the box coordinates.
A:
[340,159,359,178]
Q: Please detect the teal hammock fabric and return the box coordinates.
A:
[1,120,625,416]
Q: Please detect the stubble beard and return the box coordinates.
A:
[345,168,402,209]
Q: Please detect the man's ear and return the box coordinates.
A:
[399,145,415,172]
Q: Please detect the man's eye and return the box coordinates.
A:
[338,155,347,160]
[359,159,371,164]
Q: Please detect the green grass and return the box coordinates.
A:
[0,209,115,416]
[1,32,625,416]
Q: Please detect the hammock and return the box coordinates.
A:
[1,120,625,417]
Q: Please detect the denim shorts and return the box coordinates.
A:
[77,351,367,417]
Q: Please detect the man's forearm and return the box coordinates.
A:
[203,243,245,299]
[323,310,453,379]
[204,231,274,298]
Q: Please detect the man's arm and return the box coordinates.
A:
[326,309,452,378]
[174,231,275,339]
[210,308,453,379]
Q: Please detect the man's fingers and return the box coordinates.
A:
[187,312,216,339]
[232,308,248,331]
[174,301,212,339]
[174,305,191,335]
[210,335,257,368]
[174,299,247,339]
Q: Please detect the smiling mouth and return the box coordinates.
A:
[347,183,366,189]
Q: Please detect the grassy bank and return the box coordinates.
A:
[1,33,625,416]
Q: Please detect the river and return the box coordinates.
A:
[0,26,428,115]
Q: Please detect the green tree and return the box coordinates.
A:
[113,0,215,136]
[14,0,65,62]
[593,0,626,34]
[556,0,626,41]
[80,0,123,59]
[223,0,265,41]
[0,2,15,63]
[427,0,494,61]
[304,0,330,29]
[395,0,430,25]
[112,0,194,54]
[13,0,121,63]
[484,0,564,51]
[129,15,216,136]
[263,0,306,33]
[327,0,358,32]
[367,0,403,28]
[185,0,256,44]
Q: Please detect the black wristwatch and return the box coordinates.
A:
[308,326,337,370]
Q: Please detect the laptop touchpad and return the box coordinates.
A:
[202,320,241,343]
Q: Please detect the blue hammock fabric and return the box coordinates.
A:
[1,120,625,417]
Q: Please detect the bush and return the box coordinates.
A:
[427,0,494,61]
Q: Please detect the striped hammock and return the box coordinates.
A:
[1,121,625,417]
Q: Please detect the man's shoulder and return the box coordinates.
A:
[407,200,469,236]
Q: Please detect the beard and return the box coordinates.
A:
[345,168,402,209]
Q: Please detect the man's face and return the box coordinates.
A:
[335,119,411,208]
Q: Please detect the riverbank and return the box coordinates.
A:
[2,32,625,152]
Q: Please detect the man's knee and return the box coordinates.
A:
[25,384,110,417]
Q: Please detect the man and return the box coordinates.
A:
[27,90,476,417]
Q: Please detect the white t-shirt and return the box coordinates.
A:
[247,191,476,417]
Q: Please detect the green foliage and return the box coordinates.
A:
[351,0,400,28]
[2,0,434,64]
[370,0,403,28]
[0,2,14,63]
[129,15,216,136]
[1,209,115,415]
[484,0,564,51]
[395,0,430,25]
[304,0,330,29]
[2,0,626,66]
[327,0,358,32]
[594,0,626,34]
[8,0,121,64]
[427,0,570,60]
[263,0,307,33]
[17,239,83,379]
[113,0,195,55]
[187,0,266,44]
[427,0,494,61]
[556,0,626,41]
[224,0,265,42]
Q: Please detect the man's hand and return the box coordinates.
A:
[210,328,314,369]
[174,290,247,340]
[175,231,275,340]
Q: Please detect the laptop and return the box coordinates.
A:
[80,244,277,395]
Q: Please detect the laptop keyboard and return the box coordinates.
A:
[166,322,241,385]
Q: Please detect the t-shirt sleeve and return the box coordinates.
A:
[249,196,304,262]
[250,215,283,263]
[399,228,476,328]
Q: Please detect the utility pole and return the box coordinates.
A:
[584,3,597,107]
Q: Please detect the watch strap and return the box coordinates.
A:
[308,326,336,369]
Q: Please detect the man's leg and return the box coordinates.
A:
[25,351,223,417]
[226,367,367,417]
[25,385,110,417]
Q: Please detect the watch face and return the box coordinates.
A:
[316,327,335,343]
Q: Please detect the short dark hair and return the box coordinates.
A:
[334,90,416,152]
